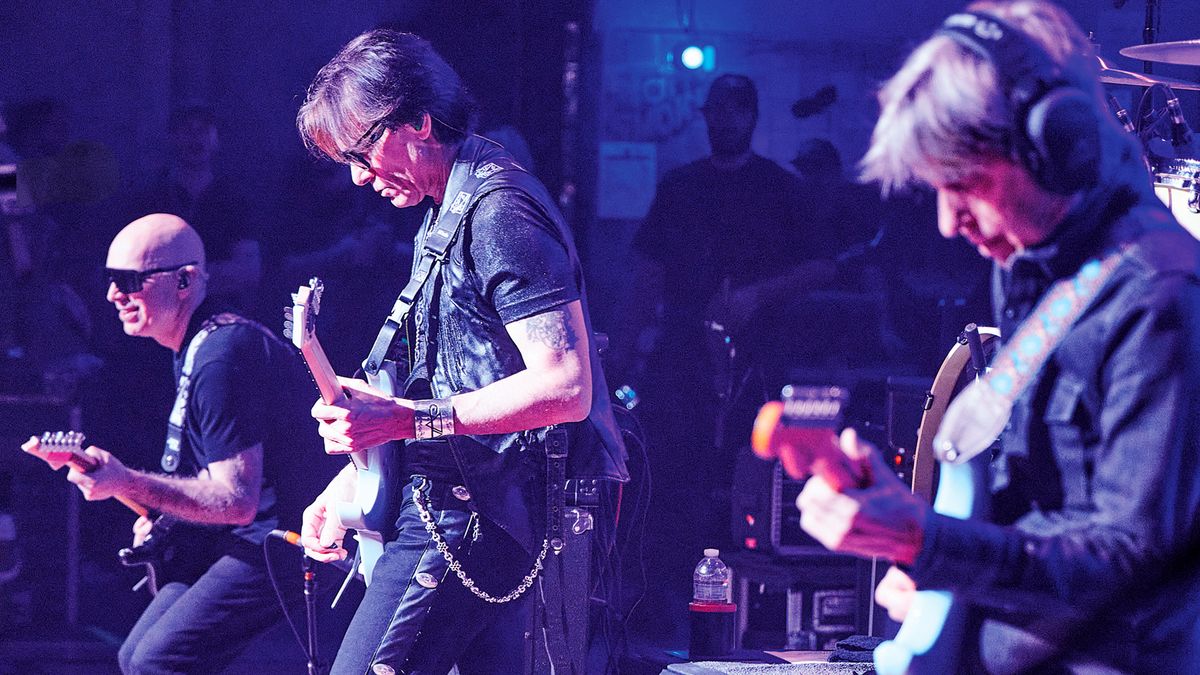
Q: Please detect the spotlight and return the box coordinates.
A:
[673,43,715,71]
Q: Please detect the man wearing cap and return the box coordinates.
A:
[617,73,835,634]
[61,213,324,673]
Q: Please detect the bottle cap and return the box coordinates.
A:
[703,548,720,558]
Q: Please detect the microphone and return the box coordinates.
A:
[1165,90,1194,150]
[1106,94,1136,135]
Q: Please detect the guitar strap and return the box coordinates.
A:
[162,323,220,472]
[162,313,277,473]
[363,143,515,378]
[934,244,1127,465]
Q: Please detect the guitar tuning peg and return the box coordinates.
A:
[40,431,51,443]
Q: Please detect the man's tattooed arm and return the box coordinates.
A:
[524,308,579,352]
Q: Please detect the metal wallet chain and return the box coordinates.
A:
[412,479,549,604]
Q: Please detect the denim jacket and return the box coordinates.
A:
[403,136,628,554]
[909,131,1200,671]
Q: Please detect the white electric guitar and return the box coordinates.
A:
[288,278,398,585]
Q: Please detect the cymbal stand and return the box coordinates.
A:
[1143,0,1161,74]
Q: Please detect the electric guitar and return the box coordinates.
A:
[750,327,1000,674]
[20,431,200,596]
[287,278,397,585]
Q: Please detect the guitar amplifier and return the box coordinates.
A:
[730,446,820,555]
[732,378,932,555]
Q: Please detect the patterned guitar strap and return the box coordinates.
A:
[162,314,276,473]
[933,247,1127,465]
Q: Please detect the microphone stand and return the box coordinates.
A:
[303,555,321,675]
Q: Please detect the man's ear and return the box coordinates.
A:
[411,112,433,140]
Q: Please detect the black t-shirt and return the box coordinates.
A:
[401,187,580,482]
[173,306,328,544]
[634,154,833,326]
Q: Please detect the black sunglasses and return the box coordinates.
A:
[106,261,197,294]
[340,118,390,169]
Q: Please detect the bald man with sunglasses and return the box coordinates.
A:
[68,212,326,673]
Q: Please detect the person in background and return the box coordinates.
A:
[128,107,262,314]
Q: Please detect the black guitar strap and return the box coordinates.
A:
[363,143,515,377]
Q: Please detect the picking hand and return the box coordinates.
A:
[132,515,154,548]
[299,493,349,563]
[874,566,918,622]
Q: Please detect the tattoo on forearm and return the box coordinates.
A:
[525,310,578,351]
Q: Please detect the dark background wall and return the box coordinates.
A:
[2,0,1197,266]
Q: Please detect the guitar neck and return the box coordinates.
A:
[300,337,346,405]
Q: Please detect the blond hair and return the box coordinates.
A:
[859,0,1103,193]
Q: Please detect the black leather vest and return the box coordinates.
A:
[406,136,628,553]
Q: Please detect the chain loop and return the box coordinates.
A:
[413,480,548,604]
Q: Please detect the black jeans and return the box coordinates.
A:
[118,543,284,674]
[330,476,535,675]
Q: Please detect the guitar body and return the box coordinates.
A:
[117,515,226,595]
[289,279,398,586]
[334,365,402,586]
[874,327,999,675]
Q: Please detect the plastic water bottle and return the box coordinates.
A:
[693,548,730,603]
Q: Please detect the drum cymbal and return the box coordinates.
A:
[1120,40,1200,67]
[1097,56,1200,91]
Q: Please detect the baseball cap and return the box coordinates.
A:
[702,74,758,116]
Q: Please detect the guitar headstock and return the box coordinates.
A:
[752,385,852,485]
[286,277,324,351]
[22,430,89,472]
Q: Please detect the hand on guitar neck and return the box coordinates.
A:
[21,433,147,517]
[311,376,417,454]
[751,400,928,567]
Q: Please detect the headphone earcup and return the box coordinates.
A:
[178,272,190,290]
[1023,89,1102,194]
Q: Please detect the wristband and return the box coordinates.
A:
[413,398,455,440]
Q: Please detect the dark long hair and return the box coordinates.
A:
[297,29,477,160]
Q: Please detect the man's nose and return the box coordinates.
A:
[350,163,373,186]
[936,190,965,240]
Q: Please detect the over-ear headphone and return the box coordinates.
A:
[938,12,1101,194]
[177,271,190,290]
